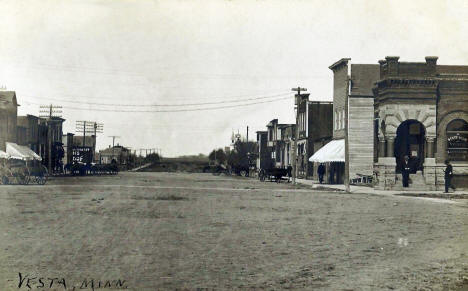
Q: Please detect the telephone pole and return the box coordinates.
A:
[39,104,62,173]
[344,77,351,193]
[291,87,307,184]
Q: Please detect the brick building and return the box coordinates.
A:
[38,117,65,173]
[99,145,130,165]
[374,56,468,190]
[296,92,333,179]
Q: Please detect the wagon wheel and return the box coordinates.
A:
[36,175,47,185]
[240,170,247,177]
[23,174,30,185]
[15,173,27,185]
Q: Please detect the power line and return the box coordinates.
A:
[46,95,294,113]
[20,89,290,102]
[21,92,291,107]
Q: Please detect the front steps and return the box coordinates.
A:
[392,171,431,191]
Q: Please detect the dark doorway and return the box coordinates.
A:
[395,120,426,173]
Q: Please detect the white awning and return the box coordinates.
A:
[6,142,42,161]
[309,139,345,163]
[0,150,10,159]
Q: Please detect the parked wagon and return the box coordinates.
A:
[65,162,119,176]
[1,143,47,185]
[28,161,49,185]
[1,159,28,185]
[211,164,230,176]
[258,167,291,183]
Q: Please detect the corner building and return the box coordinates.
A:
[374,56,468,190]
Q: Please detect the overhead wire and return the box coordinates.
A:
[21,94,294,113]
[20,92,292,107]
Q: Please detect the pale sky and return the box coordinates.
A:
[1,0,468,157]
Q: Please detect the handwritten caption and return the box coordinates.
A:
[17,273,127,290]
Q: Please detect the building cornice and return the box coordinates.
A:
[329,58,351,71]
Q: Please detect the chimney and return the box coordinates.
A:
[378,59,386,79]
[385,56,400,76]
[425,56,438,76]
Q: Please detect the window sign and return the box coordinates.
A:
[446,119,468,162]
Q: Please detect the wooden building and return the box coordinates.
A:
[0,91,18,151]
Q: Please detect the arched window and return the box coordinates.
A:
[446,119,468,162]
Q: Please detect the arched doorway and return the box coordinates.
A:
[394,120,426,173]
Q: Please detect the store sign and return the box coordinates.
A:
[72,146,92,164]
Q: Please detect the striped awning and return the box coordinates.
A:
[309,139,345,163]
[6,142,42,161]
[0,150,10,159]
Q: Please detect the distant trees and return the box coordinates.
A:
[208,149,226,164]
[208,141,258,175]
[144,153,160,163]
[227,141,257,172]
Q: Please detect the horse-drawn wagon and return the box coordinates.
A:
[0,143,48,185]
[258,166,292,183]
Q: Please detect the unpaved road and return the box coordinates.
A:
[1,172,468,290]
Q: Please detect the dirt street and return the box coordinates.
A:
[1,172,468,290]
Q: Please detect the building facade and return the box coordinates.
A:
[296,93,334,179]
[16,115,40,152]
[256,131,271,170]
[320,59,380,184]
[374,56,468,190]
[38,117,65,172]
[0,91,18,151]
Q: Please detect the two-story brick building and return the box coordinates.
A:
[296,93,334,179]
[374,56,468,190]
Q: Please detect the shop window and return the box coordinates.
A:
[334,110,338,130]
[342,109,345,129]
[447,119,468,162]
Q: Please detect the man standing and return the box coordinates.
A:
[444,160,456,193]
[402,156,411,188]
[317,163,325,184]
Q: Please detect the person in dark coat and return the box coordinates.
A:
[287,165,292,182]
[317,163,325,184]
[444,160,456,193]
[401,156,411,188]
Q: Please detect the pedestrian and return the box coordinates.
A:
[287,165,292,182]
[401,155,411,188]
[444,160,456,193]
[317,163,325,184]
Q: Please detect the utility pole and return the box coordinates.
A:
[344,78,351,193]
[76,121,103,162]
[246,126,249,143]
[291,87,307,184]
